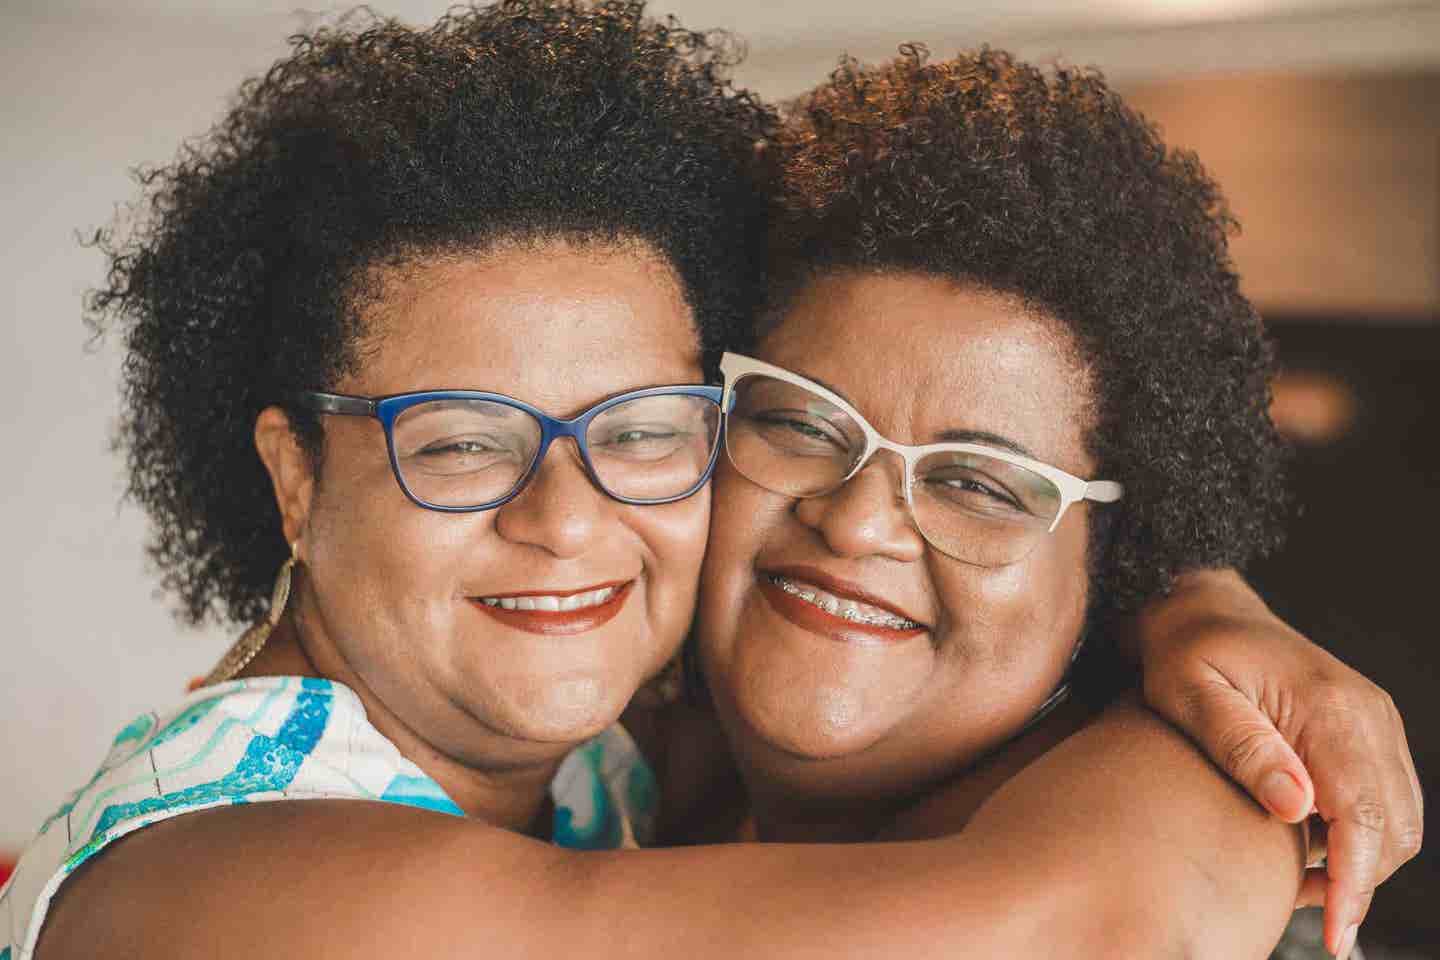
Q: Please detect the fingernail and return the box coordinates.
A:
[1334,923,1358,959]
[1259,770,1306,820]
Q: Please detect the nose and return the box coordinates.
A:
[493,437,610,559]
[793,450,926,562]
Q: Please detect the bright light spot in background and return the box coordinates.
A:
[1269,371,1359,446]
[1102,0,1419,26]
[1130,0,1289,19]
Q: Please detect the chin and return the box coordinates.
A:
[492,672,631,745]
[732,680,898,762]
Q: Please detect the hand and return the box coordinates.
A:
[1134,569,1423,958]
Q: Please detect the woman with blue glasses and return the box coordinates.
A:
[8,5,1417,959]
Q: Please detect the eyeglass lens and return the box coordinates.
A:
[724,374,1065,566]
[391,394,720,508]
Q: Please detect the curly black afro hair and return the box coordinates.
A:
[88,0,776,627]
[767,46,1288,628]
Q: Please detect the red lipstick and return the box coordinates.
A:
[469,580,633,636]
[757,565,927,645]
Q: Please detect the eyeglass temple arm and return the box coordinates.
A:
[293,391,377,417]
[1084,480,1123,503]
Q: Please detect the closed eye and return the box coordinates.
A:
[921,468,1030,515]
[416,436,506,456]
[403,434,529,476]
[749,410,848,450]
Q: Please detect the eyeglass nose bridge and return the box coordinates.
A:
[509,413,609,504]
[836,435,921,511]
[513,395,726,508]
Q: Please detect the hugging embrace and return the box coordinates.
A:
[4,3,1421,959]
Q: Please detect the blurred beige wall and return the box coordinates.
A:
[2,0,1438,854]
[1124,71,1440,318]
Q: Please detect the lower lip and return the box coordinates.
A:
[469,581,634,636]
[757,577,927,645]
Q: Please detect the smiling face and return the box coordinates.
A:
[280,239,710,770]
[698,270,1098,806]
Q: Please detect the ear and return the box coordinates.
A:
[254,406,316,547]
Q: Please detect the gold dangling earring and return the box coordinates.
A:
[200,540,298,687]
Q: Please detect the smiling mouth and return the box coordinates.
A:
[756,564,929,648]
[765,574,923,630]
[478,585,620,612]
[469,581,633,636]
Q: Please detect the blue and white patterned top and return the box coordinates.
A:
[0,676,657,960]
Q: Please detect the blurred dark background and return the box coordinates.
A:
[1126,67,1438,956]
[1254,320,1439,956]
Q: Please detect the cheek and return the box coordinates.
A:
[624,485,711,641]
[632,484,710,583]
[928,522,1091,707]
[697,465,787,656]
[302,447,481,639]
[646,482,711,557]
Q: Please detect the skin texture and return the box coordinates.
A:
[252,239,711,829]
[699,272,1103,839]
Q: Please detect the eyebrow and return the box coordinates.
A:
[799,370,1038,461]
[933,429,1037,460]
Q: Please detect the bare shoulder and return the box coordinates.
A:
[35,800,571,960]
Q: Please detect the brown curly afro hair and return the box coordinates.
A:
[88,0,776,627]
[765,46,1288,634]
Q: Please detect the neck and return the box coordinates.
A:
[736,692,1098,846]
[749,798,896,844]
[738,763,919,844]
[242,610,563,838]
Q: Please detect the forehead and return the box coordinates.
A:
[345,240,703,413]
[759,271,1096,470]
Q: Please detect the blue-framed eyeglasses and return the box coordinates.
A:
[294,385,725,512]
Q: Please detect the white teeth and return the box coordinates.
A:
[768,575,920,630]
[479,586,618,612]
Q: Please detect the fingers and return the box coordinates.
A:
[1380,752,1424,877]
[1301,685,1425,951]
[1317,774,1385,955]
[1386,699,1425,870]
[1159,677,1316,822]
[1133,584,1424,958]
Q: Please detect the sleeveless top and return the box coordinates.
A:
[0,676,657,960]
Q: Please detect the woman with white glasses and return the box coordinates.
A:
[691,48,1418,959]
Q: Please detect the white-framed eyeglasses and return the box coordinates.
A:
[719,352,1123,567]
